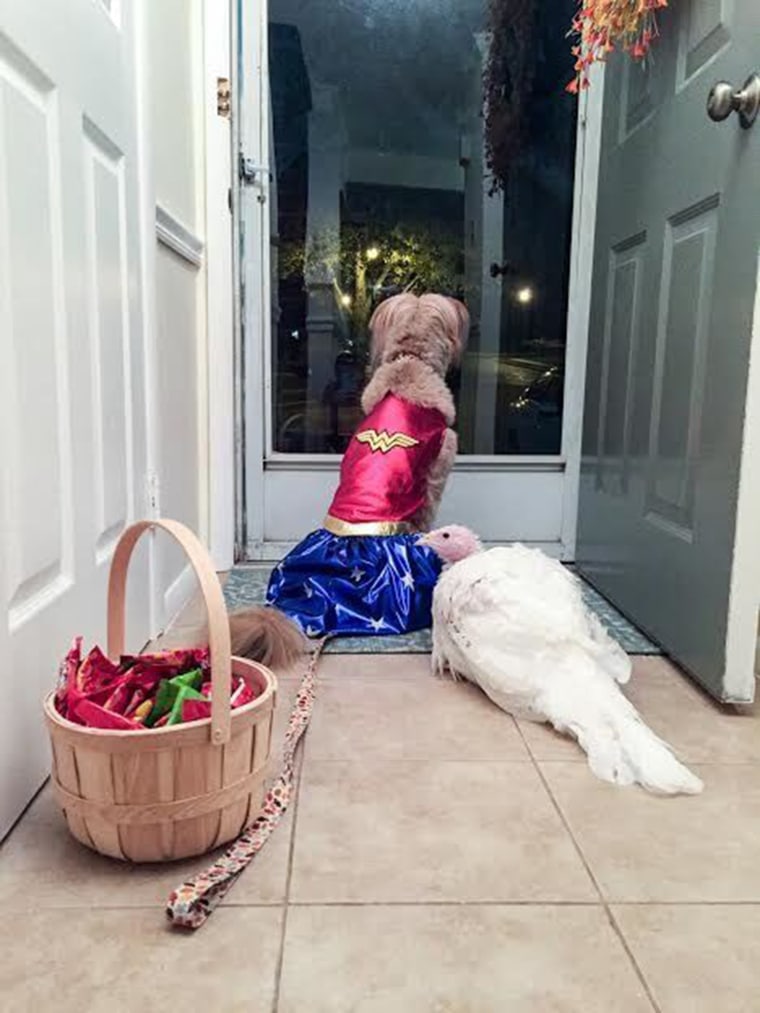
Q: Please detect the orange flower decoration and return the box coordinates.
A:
[567,0,668,93]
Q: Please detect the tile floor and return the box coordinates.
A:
[3,605,760,1011]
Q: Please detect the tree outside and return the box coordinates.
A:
[278,220,463,362]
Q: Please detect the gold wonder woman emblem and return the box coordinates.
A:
[356,429,420,454]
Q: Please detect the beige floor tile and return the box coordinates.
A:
[291,759,596,903]
[317,652,431,680]
[278,904,652,1013]
[0,780,293,910]
[306,672,528,762]
[542,762,760,902]
[0,678,304,910]
[621,659,760,765]
[614,905,760,1013]
[272,652,315,682]
[0,907,281,1013]
[270,674,303,750]
[520,657,760,765]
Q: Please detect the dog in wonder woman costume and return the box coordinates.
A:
[229,292,469,660]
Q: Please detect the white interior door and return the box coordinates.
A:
[577,0,760,702]
[0,0,151,835]
[238,0,597,560]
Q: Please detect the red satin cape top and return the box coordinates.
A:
[328,393,447,525]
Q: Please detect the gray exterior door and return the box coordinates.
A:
[577,0,760,702]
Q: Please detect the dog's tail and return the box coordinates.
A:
[228,606,307,668]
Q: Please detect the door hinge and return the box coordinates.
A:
[145,472,161,519]
[217,77,231,118]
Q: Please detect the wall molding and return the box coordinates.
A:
[155,203,204,266]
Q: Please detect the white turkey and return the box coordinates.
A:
[419,525,703,795]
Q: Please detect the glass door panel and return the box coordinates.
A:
[267,0,577,458]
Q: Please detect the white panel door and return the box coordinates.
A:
[0,0,151,835]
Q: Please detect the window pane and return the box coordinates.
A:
[268,0,577,455]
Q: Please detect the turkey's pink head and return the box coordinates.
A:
[418,525,482,564]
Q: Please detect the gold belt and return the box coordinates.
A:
[323,514,415,537]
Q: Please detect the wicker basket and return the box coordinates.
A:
[43,519,277,863]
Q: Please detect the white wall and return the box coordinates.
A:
[141,0,210,626]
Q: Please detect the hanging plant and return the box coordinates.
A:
[483,0,537,194]
[566,0,669,93]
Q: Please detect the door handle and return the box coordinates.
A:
[707,73,760,128]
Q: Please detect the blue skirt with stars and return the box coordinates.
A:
[265,528,442,638]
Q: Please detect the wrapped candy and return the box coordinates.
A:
[144,668,203,727]
[73,698,142,731]
[166,684,206,726]
[121,648,210,682]
[76,646,123,695]
[54,637,83,718]
[132,698,154,724]
[124,688,148,718]
[180,698,212,723]
[103,682,132,714]
[54,640,258,731]
[230,678,256,709]
[180,676,255,724]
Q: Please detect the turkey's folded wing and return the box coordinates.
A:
[433,563,542,716]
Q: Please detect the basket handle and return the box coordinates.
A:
[107,519,232,746]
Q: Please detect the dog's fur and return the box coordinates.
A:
[362,293,467,529]
[229,605,306,669]
[231,292,468,663]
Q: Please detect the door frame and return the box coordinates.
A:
[560,65,606,557]
[203,0,237,571]
[205,0,604,564]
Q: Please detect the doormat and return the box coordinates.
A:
[223,566,661,656]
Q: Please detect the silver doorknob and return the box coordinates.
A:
[707,73,760,128]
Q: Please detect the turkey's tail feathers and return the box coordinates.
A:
[578,711,704,796]
[543,652,703,796]
[228,606,307,669]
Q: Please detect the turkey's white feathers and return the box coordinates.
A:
[432,544,703,796]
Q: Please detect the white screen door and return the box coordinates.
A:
[577,0,760,702]
[0,0,151,834]
[237,0,595,559]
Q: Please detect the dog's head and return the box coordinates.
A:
[368,293,469,377]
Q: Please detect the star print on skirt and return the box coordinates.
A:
[266,529,441,637]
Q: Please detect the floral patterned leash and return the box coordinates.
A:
[166,639,327,929]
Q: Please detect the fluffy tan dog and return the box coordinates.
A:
[231,292,469,659]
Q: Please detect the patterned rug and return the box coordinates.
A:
[223,566,661,656]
